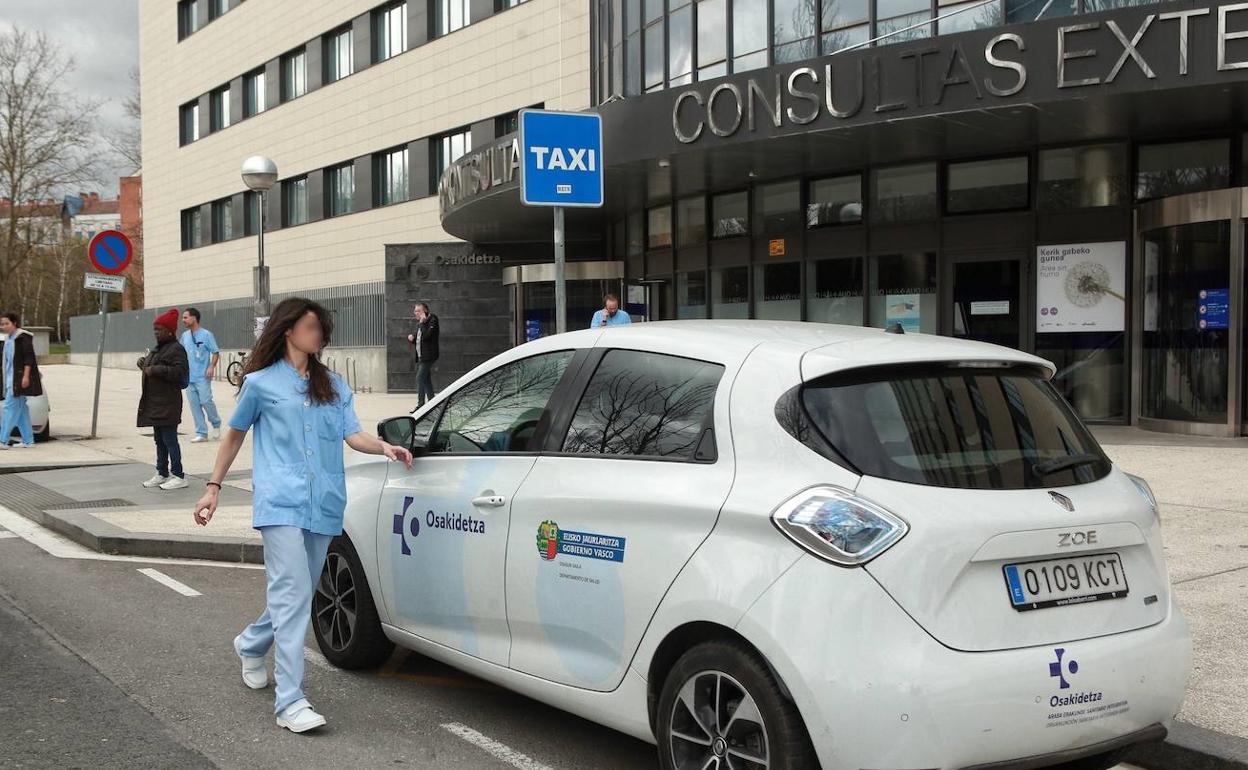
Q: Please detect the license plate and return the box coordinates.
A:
[1003,552,1129,612]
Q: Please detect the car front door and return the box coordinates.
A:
[505,347,736,690]
[376,349,578,665]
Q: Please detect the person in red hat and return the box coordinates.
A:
[137,308,190,490]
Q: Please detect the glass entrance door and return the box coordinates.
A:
[946,256,1024,349]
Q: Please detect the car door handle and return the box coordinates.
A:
[471,494,507,508]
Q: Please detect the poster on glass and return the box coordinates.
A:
[1036,241,1126,332]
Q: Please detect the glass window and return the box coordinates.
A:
[939,0,1002,34]
[648,205,672,249]
[669,5,693,85]
[281,48,307,101]
[872,163,937,223]
[644,19,665,91]
[1038,331,1126,422]
[209,86,231,132]
[947,156,1028,214]
[1006,0,1073,22]
[376,2,409,58]
[678,271,707,318]
[627,211,645,255]
[808,175,863,227]
[823,0,868,32]
[181,208,202,249]
[807,257,864,324]
[326,27,354,83]
[179,102,199,145]
[375,147,410,206]
[327,163,356,217]
[711,191,749,238]
[431,352,575,453]
[284,177,309,226]
[755,181,801,233]
[562,350,723,460]
[1136,139,1231,201]
[244,191,262,236]
[244,69,266,117]
[498,0,529,9]
[697,0,727,78]
[1038,144,1128,210]
[437,0,471,37]
[178,0,200,39]
[645,0,664,23]
[496,111,519,136]
[801,367,1111,489]
[876,0,932,44]
[211,199,232,242]
[869,252,937,332]
[733,0,768,72]
[773,0,816,63]
[821,24,869,54]
[755,262,802,320]
[435,130,472,174]
[712,266,750,318]
[1141,222,1230,423]
[676,196,706,247]
[209,0,229,19]
[626,30,642,95]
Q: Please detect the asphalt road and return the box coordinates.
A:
[0,513,1149,770]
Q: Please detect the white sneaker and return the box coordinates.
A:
[234,636,268,690]
[159,475,189,490]
[142,474,169,488]
[190,435,208,443]
[276,699,326,733]
[15,442,34,449]
[0,443,9,451]
[210,428,221,440]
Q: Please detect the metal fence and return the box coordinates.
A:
[69,282,385,354]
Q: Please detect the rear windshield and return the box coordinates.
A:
[800,365,1111,490]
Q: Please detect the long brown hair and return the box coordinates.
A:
[239,297,338,404]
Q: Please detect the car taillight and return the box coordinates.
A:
[771,486,908,566]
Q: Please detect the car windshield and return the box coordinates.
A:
[800,364,1111,490]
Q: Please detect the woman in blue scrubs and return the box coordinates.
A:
[192,297,412,733]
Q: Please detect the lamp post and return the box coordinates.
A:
[241,155,277,333]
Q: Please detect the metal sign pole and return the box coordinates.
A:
[89,290,107,438]
[554,206,567,335]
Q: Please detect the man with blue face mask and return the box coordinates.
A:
[181,308,221,443]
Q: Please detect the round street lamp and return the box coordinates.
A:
[241,155,277,326]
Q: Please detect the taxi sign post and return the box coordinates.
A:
[518,110,604,335]
[85,230,134,438]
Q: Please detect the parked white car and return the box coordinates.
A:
[316,321,1191,770]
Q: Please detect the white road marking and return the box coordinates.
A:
[0,504,263,570]
[0,531,17,539]
[303,646,336,672]
[440,723,554,770]
[137,568,203,597]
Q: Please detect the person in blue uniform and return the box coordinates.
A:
[192,297,412,734]
[589,292,632,328]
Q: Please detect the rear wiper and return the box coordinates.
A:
[1033,453,1103,477]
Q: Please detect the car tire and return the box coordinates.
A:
[36,421,49,442]
[1046,748,1129,770]
[312,536,394,670]
[656,639,819,770]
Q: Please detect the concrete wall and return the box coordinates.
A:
[69,346,387,393]
[139,0,591,307]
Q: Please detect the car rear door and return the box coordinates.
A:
[504,346,737,691]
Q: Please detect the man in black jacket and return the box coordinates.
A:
[138,308,190,490]
[406,302,440,409]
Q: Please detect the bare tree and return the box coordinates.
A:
[0,26,100,305]
[106,68,141,173]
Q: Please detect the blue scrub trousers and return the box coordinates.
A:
[186,380,221,437]
[1,394,33,445]
[236,525,334,715]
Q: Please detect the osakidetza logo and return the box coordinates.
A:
[393,495,486,557]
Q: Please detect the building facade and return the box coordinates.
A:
[134,0,1248,435]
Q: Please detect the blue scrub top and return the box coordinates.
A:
[180,329,220,383]
[2,334,13,398]
[229,360,363,536]
[589,309,632,328]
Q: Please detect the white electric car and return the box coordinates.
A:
[315,321,1191,770]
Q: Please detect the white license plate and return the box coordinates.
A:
[1003,552,1129,612]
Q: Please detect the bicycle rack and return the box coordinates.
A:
[325,356,337,373]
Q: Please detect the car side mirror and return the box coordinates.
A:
[378,416,427,456]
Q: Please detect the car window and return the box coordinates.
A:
[561,350,723,460]
[412,404,443,448]
[799,365,1111,489]
[429,351,574,454]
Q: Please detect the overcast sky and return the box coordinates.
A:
[1,0,140,198]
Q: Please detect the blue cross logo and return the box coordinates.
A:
[392,496,419,556]
[1049,648,1079,689]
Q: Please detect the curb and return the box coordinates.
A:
[1128,722,1248,770]
[0,461,126,475]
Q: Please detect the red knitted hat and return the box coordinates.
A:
[155,308,179,333]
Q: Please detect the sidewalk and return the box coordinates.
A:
[2,365,1247,764]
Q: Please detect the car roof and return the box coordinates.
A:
[511,321,1054,379]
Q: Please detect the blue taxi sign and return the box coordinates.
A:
[518,109,604,208]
